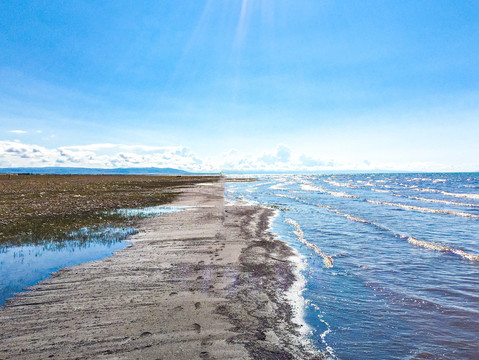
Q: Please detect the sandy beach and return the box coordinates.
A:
[0,180,320,359]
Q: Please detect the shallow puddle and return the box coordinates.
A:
[0,205,182,306]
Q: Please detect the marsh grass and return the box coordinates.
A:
[0,174,219,245]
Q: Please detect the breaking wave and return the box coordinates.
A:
[366,200,479,219]
[300,183,324,192]
[315,204,369,224]
[285,218,334,268]
[300,181,357,198]
[371,188,391,193]
[409,196,479,208]
[313,202,479,263]
[270,181,295,190]
[405,236,479,262]
[323,179,355,188]
[413,188,479,200]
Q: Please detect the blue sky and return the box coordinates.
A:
[1,0,478,171]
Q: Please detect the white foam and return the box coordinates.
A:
[300,182,324,192]
[285,218,333,268]
[414,188,479,200]
[406,236,479,262]
[265,208,321,357]
[323,179,355,188]
[325,207,369,223]
[441,191,479,200]
[284,250,314,345]
[366,200,479,219]
[270,180,295,190]
[409,196,479,208]
[300,181,357,199]
[327,190,357,199]
[371,189,390,193]
[274,193,300,201]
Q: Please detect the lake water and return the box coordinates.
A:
[0,205,181,306]
[227,173,479,360]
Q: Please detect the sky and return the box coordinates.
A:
[1,0,478,172]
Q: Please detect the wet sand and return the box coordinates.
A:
[0,181,321,359]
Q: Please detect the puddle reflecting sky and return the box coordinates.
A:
[1,205,182,306]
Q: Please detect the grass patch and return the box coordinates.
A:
[0,174,219,245]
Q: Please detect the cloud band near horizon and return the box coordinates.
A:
[0,140,474,173]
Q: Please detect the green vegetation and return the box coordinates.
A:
[0,174,219,245]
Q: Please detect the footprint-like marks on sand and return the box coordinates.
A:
[193,323,201,333]
[200,351,210,359]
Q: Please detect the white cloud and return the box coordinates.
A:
[9,130,27,134]
[0,141,209,171]
[220,145,337,172]
[0,141,473,172]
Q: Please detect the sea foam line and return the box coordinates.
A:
[405,236,479,262]
[304,299,337,359]
[309,199,479,264]
[300,181,357,198]
[267,210,324,357]
[413,188,479,200]
[316,203,479,263]
[270,180,295,190]
[409,196,479,208]
[315,204,369,224]
[366,200,479,219]
[285,218,333,268]
[323,179,356,189]
[371,188,391,193]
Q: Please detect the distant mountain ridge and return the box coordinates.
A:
[0,167,195,175]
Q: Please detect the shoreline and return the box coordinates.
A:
[0,180,322,359]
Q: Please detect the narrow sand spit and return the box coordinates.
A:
[0,181,321,359]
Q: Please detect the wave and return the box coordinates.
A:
[356,180,376,186]
[366,200,479,219]
[314,202,479,263]
[413,188,479,200]
[315,204,369,224]
[285,218,334,268]
[407,177,432,182]
[405,236,479,262]
[371,188,391,193]
[314,201,479,263]
[409,196,479,208]
[323,179,355,188]
[300,181,357,198]
[327,190,357,199]
[300,183,324,192]
[441,191,479,200]
[270,180,295,190]
[275,193,300,201]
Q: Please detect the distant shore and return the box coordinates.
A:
[0,180,321,359]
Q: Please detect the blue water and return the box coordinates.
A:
[226,173,479,360]
[0,205,182,307]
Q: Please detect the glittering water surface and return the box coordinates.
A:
[227,173,479,360]
[0,205,182,306]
